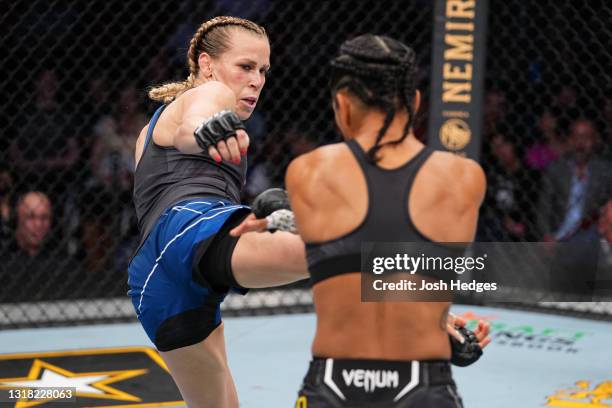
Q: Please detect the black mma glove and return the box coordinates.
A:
[252,188,297,233]
[194,110,245,151]
[252,188,290,218]
[449,326,483,367]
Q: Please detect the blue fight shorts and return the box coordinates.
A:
[128,198,250,351]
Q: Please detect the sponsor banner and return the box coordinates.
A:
[428,0,488,160]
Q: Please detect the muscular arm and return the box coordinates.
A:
[173,81,238,155]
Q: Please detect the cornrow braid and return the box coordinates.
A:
[148,16,267,104]
[330,34,418,163]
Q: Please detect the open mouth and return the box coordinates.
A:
[241,97,257,109]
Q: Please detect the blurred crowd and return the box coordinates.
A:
[0,64,610,303]
[0,65,317,301]
[0,0,611,302]
[478,87,612,244]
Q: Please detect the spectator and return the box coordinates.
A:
[479,133,539,241]
[0,167,16,250]
[9,69,79,194]
[79,76,113,149]
[598,201,612,273]
[482,89,507,139]
[244,128,315,200]
[538,119,612,243]
[550,85,579,132]
[602,96,612,161]
[80,76,113,126]
[599,201,612,243]
[13,192,52,257]
[89,83,146,192]
[525,111,566,171]
[0,192,81,302]
[551,199,612,296]
[81,83,146,273]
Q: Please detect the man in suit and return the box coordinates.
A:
[538,118,612,243]
[537,119,611,295]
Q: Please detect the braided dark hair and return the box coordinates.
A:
[330,34,418,163]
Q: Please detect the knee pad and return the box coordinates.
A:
[193,209,251,294]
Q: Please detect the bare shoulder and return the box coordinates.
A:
[287,143,347,185]
[286,143,348,204]
[429,150,486,206]
[181,81,236,109]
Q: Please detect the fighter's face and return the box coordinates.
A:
[210,30,270,120]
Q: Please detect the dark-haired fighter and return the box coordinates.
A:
[285,35,490,407]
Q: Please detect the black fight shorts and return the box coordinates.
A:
[296,357,463,408]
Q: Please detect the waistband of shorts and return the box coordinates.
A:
[160,196,245,219]
[130,196,246,265]
[168,196,239,209]
[310,356,454,387]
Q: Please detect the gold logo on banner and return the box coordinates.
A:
[546,380,612,407]
[439,118,471,151]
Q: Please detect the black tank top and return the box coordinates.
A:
[306,139,439,284]
[133,105,247,248]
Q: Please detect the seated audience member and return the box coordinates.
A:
[598,201,612,273]
[9,70,79,194]
[0,191,81,302]
[525,111,565,171]
[0,167,16,251]
[479,133,539,241]
[538,119,612,243]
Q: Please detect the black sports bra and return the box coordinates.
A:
[305,139,461,285]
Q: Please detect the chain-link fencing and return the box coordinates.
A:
[0,0,610,327]
[475,0,612,318]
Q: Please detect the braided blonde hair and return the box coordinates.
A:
[148,16,267,104]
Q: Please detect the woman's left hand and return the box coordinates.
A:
[447,313,491,349]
